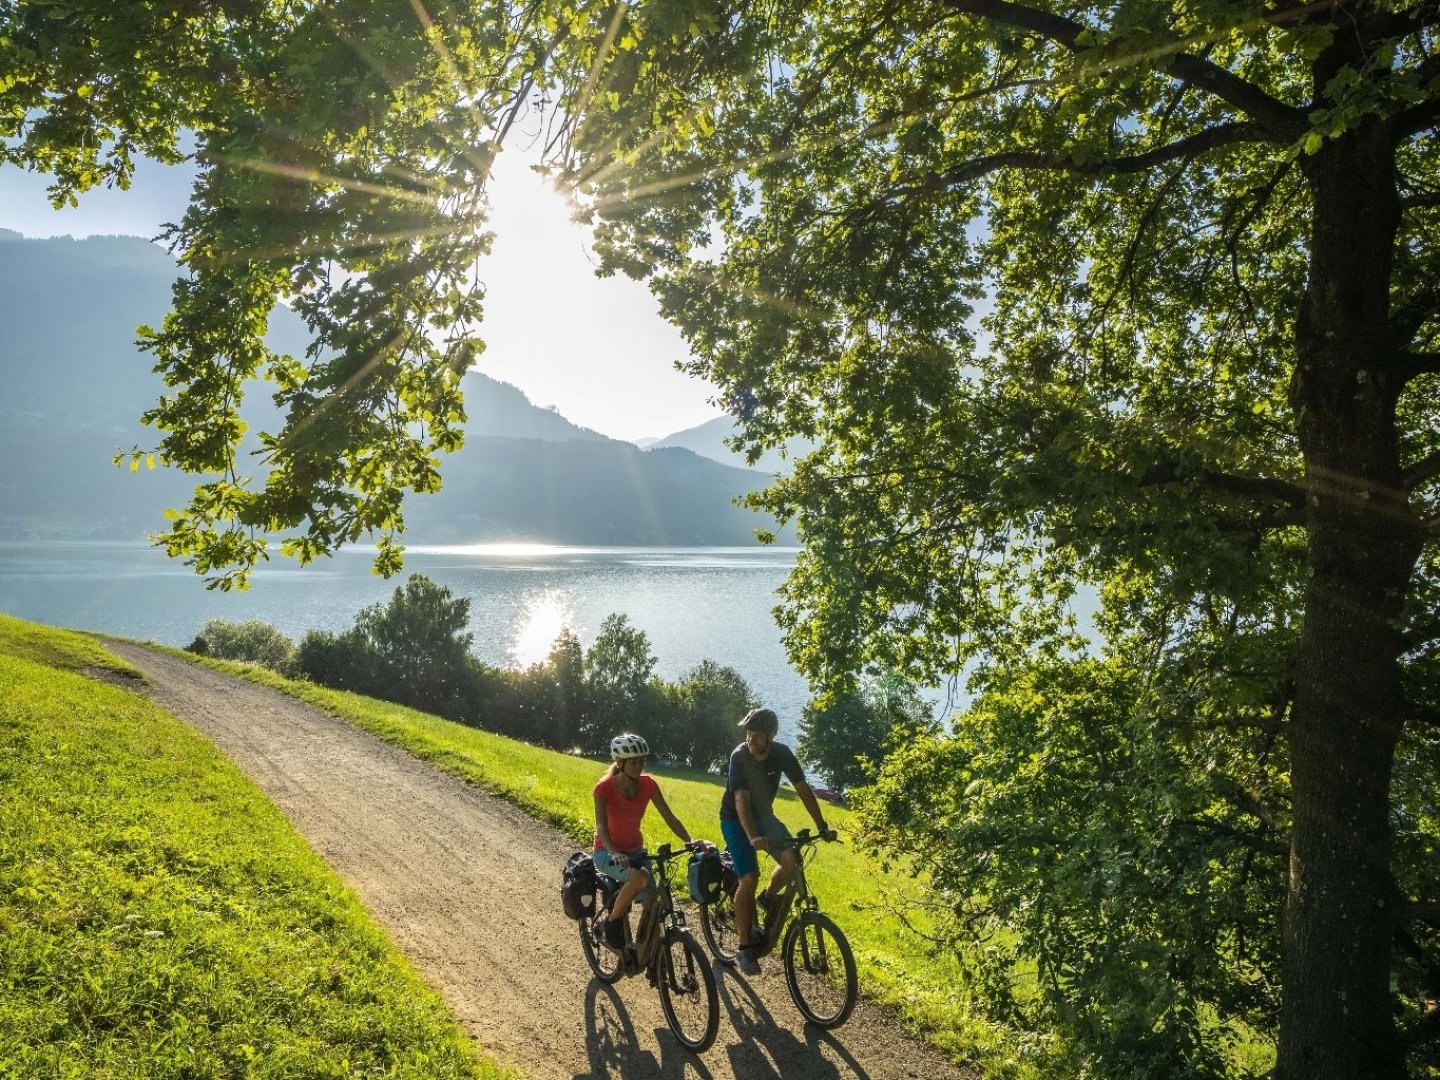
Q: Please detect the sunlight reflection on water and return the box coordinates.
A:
[507,589,574,668]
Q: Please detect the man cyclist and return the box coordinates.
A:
[720,707,833,975]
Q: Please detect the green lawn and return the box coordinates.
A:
[190,652,1005,1073]
[0,614,516,1080]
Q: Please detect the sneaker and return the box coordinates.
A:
[603,917,626,952]
[735,947,762,976]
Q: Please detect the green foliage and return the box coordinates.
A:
[294,573,492,720]
[518,626,588,750]
[667,659,755,771]
[0,0,534,588]
[354,573,477,711]
[0,620,506,1079]
[857,655,1284,1079]
[296,625,382,698]
[799,675,936,793]
[188,617,297,675]
[581,612,661,751]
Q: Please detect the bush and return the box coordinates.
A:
[296,628,379,696]
[188,619,296,675]
[799,674,935,792]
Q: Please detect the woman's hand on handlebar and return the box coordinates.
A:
[610,850,630,868]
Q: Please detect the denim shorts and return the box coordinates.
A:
[720,814,793,880]
[594,848,656,902]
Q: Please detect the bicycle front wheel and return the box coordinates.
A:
[783,912,857,1028]
[698,889,740,964]
[657,930,719,1053]
[579,910,623,984]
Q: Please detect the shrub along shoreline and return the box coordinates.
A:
[0,613,514,1080]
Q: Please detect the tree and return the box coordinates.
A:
[353,573,476,716]
[671,659,754,771]
[520,626,587,748]
[537,3,1440,1077]
[582,613,660,751]
[799,676,935,794]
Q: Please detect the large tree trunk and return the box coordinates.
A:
[1278,119,1422,1080]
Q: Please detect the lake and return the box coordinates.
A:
[0,540,819,741]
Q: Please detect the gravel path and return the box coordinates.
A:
[105,642,977,1080]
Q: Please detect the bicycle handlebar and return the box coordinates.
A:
[792,827,840,845]
[652,839,713,863]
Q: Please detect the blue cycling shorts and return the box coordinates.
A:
[720,815,793,880]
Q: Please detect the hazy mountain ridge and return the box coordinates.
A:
[0,232,789,544]
[645,414,814,475]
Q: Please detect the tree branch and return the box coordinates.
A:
[1398,351,1440,381]
[940,0,1306,139]
[1138,460,1308,511]
[1404,450,1440,489]
[1391,283,1440,345]
[1404,900,1440,929]
[909,121,1268,203]
[1396,52,1440,138]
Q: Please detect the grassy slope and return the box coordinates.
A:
[189,654,999,1071]
[0,614,515,1080]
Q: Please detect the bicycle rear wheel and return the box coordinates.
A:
[657,930,719,1053]
[783,912,857,1028]
[580,910,623,984]
[698,889,740,963]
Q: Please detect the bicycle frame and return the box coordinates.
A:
[598,844,692,976]
[752,831,821,957]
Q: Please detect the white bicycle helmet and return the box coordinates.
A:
[610,733,650,760]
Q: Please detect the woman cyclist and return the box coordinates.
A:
[594,733,700,952]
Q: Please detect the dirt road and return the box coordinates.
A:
[105,642,975,1080]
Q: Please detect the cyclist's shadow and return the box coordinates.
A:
[715,969,871,1080]
[575,979,717,1080]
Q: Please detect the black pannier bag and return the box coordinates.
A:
[687,846,725,905]
[562,850,597,920]
[719,849,738,898]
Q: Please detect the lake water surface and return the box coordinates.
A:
[0,541,816,739]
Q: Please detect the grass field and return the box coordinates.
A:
[188,652,1008,1073]
[0,614,515,1080]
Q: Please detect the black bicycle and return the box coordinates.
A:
[579,841,720,1053]
[699,828,858,1028]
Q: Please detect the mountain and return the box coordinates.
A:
[646,414,814,475]
[405,439,784,545]
[0,232,789,545]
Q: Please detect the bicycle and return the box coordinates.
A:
[699,828,858,1028]
[578,840,721,1053]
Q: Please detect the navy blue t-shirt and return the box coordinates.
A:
[720,741,806,822]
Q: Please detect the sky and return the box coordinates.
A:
[0,149,724,444]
